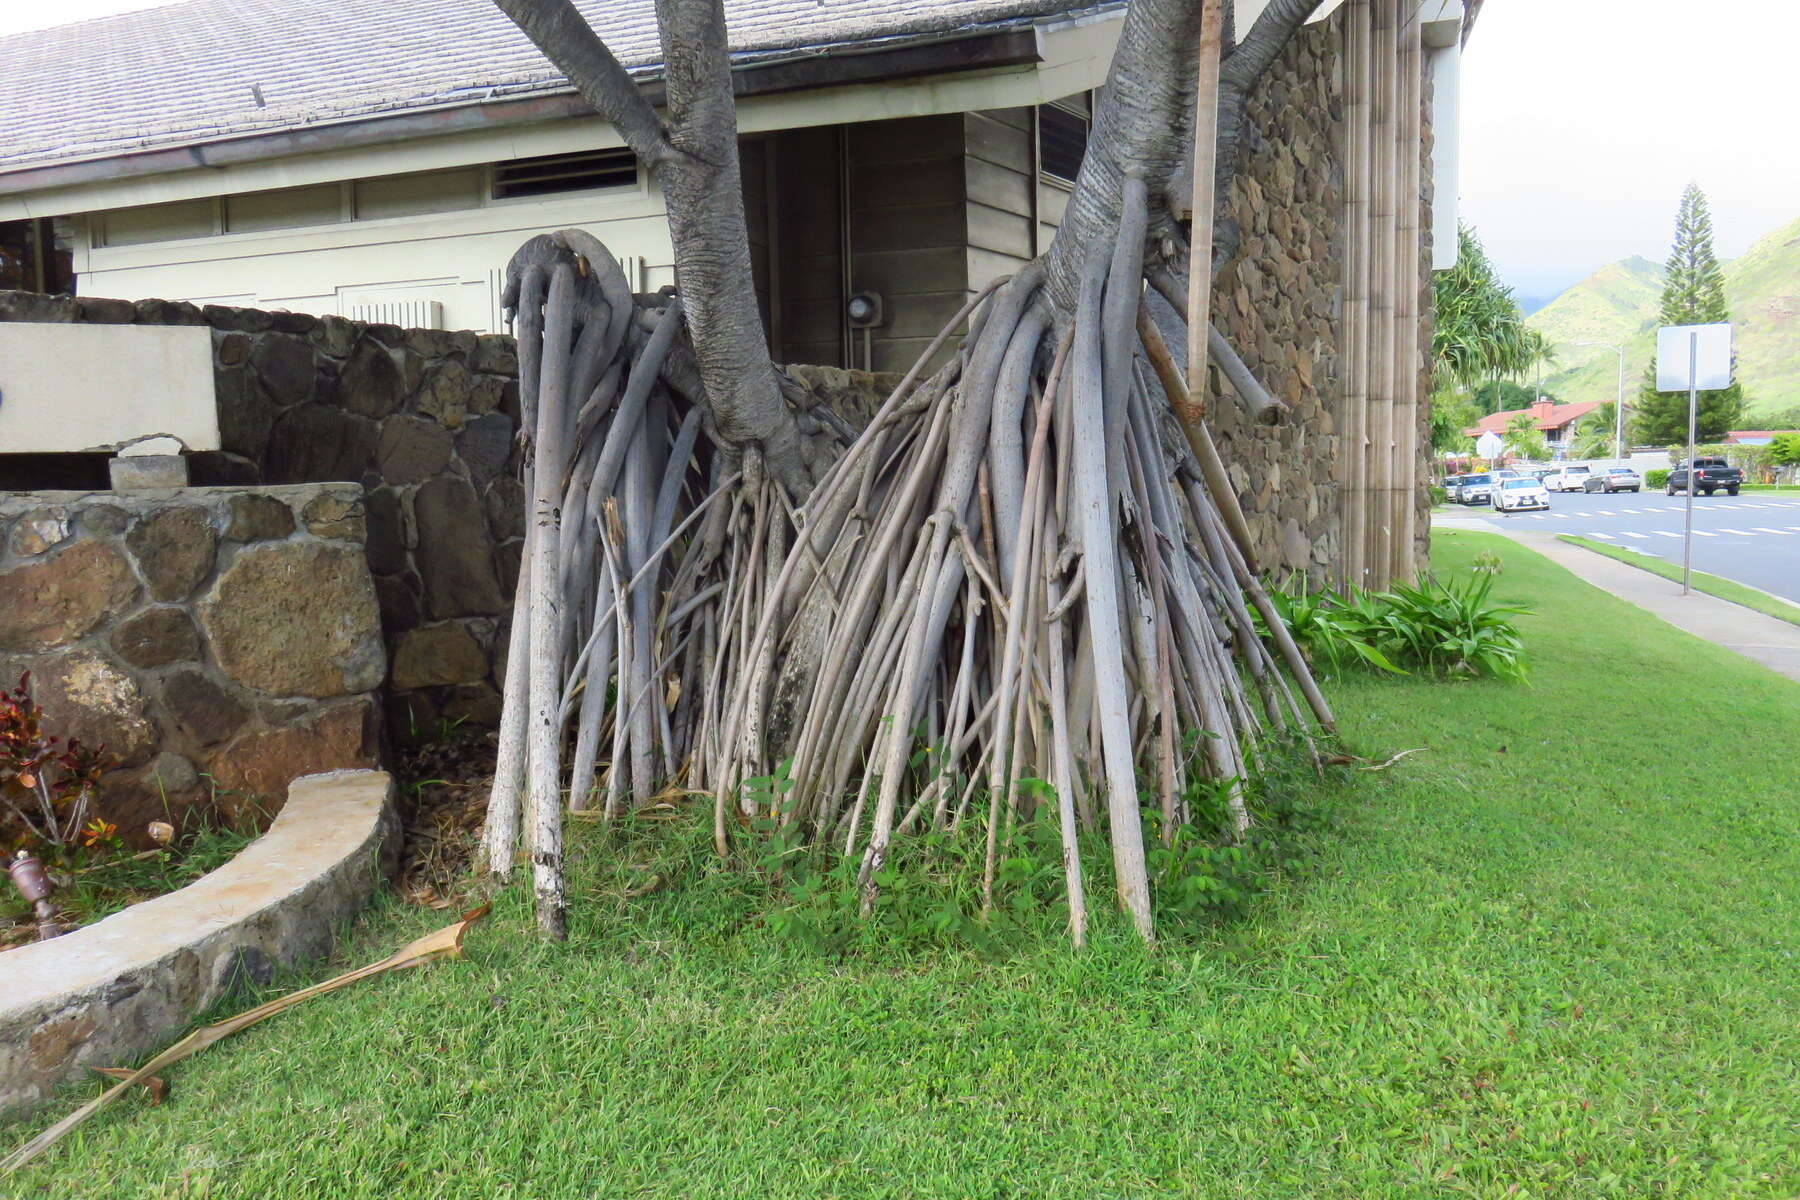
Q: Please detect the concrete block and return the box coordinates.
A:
[109,455,189,489]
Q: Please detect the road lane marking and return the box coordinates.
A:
[1692,530,1717,537]
[1621,531,1648,539]
[1654,531,1681,538]
[1585,532,1617,539]
[1754,527,1791,535]
[1718,528,1754,536]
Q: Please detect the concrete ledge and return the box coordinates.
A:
[0,769,398,1116]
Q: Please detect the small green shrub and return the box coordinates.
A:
[1376,572,1531,681]
[1429,484,1448,506]
[1645,468,1670,489]
[1260,581,1405,677]
[1261,568,1531,682]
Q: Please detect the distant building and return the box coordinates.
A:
[1465,398,1603,455]
[1723,430,1799,446]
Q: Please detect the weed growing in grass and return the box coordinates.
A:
[566,736,1350,960]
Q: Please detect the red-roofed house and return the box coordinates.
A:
[1464,399,1603,453]
[1723,430,1800,445]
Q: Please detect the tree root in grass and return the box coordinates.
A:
[480,215,1335,945]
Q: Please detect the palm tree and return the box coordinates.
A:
[1434,226,1548,416]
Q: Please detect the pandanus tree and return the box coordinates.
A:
[482,0,1339,942]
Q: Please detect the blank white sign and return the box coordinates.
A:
[0,322,219,454]
[1656,323,1733,392]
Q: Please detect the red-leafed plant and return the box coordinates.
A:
[0,672,112,853]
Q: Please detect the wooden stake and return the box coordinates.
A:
[1184,0,1226,406]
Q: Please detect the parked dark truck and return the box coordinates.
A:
[1666,457,1743,496]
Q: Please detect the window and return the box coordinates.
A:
[1038,103,1089,185]
[354,167,485,220]
[491,148,639,200]
[225,184,344,233]
[99,199,215,246]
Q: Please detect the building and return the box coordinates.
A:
[1,0,1135,373]
[0,0,1466,376]
[2,0,1475,606]
[1465,398,1603,456]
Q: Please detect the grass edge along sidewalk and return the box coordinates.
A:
[7,531,1798,1199]
[1558,532,1800,629]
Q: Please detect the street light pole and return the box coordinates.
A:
[1574,340,1628,465]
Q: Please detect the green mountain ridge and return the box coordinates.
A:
[1526,216,1800,421]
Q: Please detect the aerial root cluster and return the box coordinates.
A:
[484,207,1333,942]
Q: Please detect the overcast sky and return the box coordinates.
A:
[1460,0,1800,303]
[7,1,1794,306]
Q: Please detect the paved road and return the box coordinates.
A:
[1453,489,1800,604]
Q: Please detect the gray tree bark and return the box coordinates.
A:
[495,0,807,487]
[1045,0,1324,311]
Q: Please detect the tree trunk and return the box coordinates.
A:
[494,0,808,486]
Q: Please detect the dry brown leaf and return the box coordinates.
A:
[1358,748,1423,772]
[622,873,667,899]
[3,908,486,1174]
[88,1068,167,1105]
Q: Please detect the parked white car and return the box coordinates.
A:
[1543,465,1592,492]
[1493,476,1550,513]
[1456,472,1494,505]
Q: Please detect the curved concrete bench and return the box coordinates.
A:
[0,769,397,1116]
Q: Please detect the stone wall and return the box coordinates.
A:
[1209,15,1345,587]
[0,291,523,740]
[1208,10,1436,587]
[0,485,384,839]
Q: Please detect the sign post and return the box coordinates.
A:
[1655,323,1733,596]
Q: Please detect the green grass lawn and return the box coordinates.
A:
[1558,534,1800,629]
[8,532,1798,1199]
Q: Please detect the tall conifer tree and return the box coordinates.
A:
[1633,184,1746,444]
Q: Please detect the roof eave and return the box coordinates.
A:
[0,20,1048,200]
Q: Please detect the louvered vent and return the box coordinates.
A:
[1038,104,1089,184]
[345,298,444,329]
[492,148,639,199]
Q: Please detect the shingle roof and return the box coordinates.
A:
[0,0,1092,173]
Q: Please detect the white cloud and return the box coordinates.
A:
[1459,0,1800,299]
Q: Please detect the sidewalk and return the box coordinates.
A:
[1435,512,1800,682]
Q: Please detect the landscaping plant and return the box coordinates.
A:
[1260,569,1530,683]
[0,673,109,857]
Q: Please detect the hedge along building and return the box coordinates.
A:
[0,0,1470,608]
